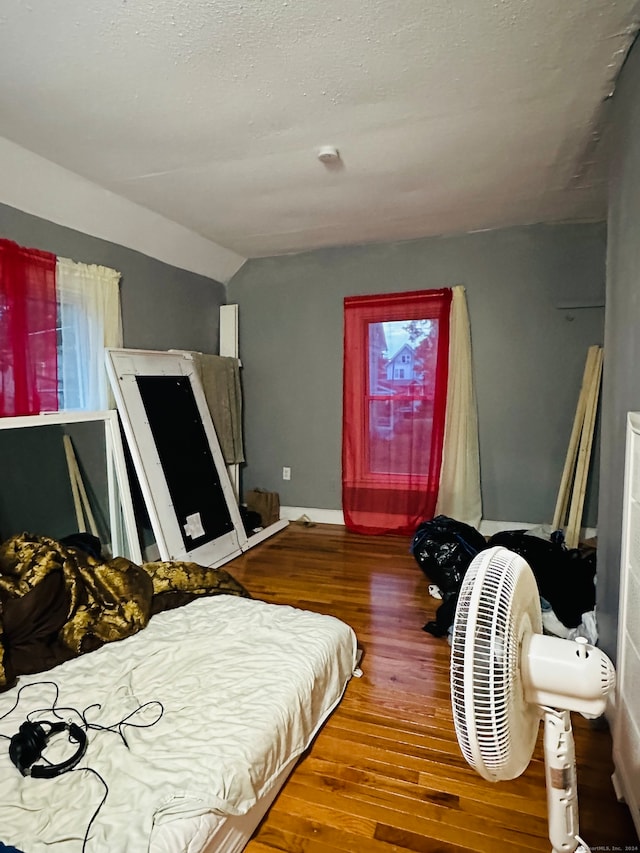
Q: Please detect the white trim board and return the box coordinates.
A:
[0,136,245,284]
[218,304,241,501]
[280,506,596,540]
[281,507,346,526]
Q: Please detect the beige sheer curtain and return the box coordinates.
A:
[56,258,123,410]
[435,285,482,527]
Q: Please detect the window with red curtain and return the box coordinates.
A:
[342,288,452,535]
[0,239,58,416]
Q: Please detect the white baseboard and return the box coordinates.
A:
[280,507,596,541]
[280,506,345,525]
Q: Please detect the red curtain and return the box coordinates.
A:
[0,239,59,416]
[342,288,452,535]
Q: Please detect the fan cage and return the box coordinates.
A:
[451,547,541,781]
[600,655,616,694]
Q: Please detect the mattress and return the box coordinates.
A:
[151,758,297,853]
[0,594,358,853]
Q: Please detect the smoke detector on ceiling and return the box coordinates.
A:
[317,146,340,164]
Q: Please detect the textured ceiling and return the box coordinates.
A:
[1,0,639,259]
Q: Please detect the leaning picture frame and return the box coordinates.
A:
[0,409,141,563]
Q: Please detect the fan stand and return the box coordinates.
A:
[543,708,587,853]
[450,547,614,853]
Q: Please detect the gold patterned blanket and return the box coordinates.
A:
[0,532,250,691]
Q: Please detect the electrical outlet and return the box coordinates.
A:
[282,466,291,480]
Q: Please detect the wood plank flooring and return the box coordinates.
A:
[227,523,638,852]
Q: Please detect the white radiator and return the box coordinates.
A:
[612,411,640,835]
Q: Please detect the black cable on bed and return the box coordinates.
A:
[79,698,164,748]
[74,767,109,853]
[1,680,164,851]
[0,680,63,733]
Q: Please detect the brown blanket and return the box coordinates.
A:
[0,532,250,691]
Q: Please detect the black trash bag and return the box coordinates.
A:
[487,530,596,629]
[411,515,487,595]
[411,515,488,638]
[422,596,459,638]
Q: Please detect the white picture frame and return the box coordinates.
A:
[0,409,141,564]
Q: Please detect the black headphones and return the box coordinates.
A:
[9,720,88,779]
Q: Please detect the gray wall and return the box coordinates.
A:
[228,223,605,524]
[0,424,75,541]
[0,202,226,352]
[597,37,640,662]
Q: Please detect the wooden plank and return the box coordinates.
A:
[63,433,99,537]
[63,434,85,533]
[552,345,599,531]
[565,346,603,548]
[71,449,100,538]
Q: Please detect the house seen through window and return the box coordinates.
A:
[367,318,439,476]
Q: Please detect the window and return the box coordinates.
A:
[0,240,122,417]
[56,258,122,412]
[343,288,452,535]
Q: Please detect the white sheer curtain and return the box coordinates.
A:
[56,258,123,410]
[435,285,482,527]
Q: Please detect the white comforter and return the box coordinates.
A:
[0,595,358,853]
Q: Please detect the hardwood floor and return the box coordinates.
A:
[228,523,638,852]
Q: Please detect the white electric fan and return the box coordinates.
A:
[450,546,616,853]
